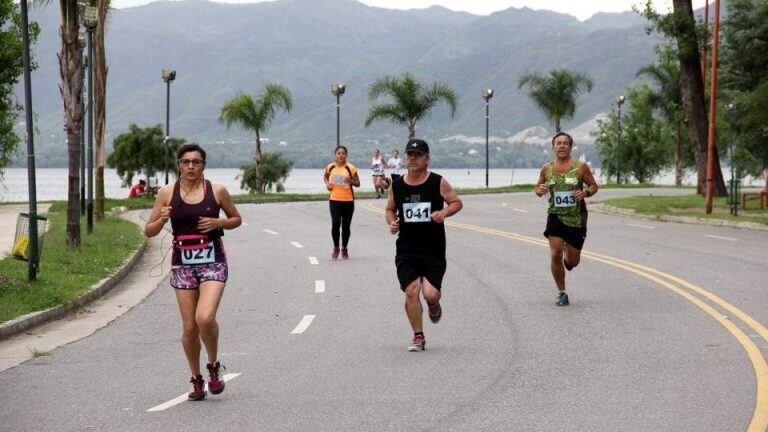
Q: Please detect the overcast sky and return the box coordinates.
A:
[110,0,709,21]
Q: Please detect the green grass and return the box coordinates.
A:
[603,194,768,225]
[29,348,51,357]
[0,202,144,324]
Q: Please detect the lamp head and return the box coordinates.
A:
[162,69,177,82]
[616,95,625,105]
[331,84,346,96]
[482,88,494,101]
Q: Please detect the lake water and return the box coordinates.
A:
[0,167,754,202]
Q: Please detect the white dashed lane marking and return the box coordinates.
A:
[146,373,242,412]
[627,223,655,229]
[512,208,529,213]
[263,229,278,235]
[291,315,316,334]
[308,257,319,265]
[291,241,304,248]
[315,280,326,293]
[705,234,737,242]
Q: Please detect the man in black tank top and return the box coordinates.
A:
[385,139,463,352]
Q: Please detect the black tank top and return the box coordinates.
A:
[170,180,226,265]
[393,172,445,255]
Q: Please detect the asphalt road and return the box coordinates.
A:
[0,189,766,431]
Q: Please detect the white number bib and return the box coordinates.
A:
[331,174,347,185]
[181,242,216,265]
[554,191,576,207]
[403,202,432,222]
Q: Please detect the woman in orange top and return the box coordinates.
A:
[323,146,360,259]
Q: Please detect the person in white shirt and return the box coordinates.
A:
[387,149,403,183]
[372,148,387,198]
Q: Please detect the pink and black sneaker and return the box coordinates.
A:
[188,374,206,401]
[341,247,349,259]
[207,361,226,395]
[331,247,340,260]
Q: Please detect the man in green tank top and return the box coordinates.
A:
[534,132,599,306]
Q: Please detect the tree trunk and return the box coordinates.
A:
[59,3,83,250]
[255,131,264,194]
[672,0,727,195]
[408,119,416,139]
[94,0,109,221]
[675,123,683,186]
[555,119,561,133]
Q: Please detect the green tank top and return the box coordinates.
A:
[546,160,587,228]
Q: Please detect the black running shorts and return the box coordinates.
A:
[543,213,587,250]
[395,252,446,291]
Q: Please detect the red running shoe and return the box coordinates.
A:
[207,362,226,395]
[341,247,349,259]
[188,374,206,401]
[331,247,340,259]
[427,301,442,324]
[407,334,426,352]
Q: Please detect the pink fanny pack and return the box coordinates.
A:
[174,234,211,250]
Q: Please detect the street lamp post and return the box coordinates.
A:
[331,84,345,148]
[162,68,176,184]
[482,89,494,188]
[84,7,97,234]
[79,33,86,216]
[726,103,739,216]
[615,95,625,184]
[19,0,39,280]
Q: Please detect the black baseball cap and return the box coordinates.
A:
[405,138,429,154]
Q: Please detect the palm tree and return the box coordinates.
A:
[93,0,110,221]
[220,84,293,194]
[517,69,594,133]
[637,60,686,185]
[46,0,84,249]
[365,72,457,139]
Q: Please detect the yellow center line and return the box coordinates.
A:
[362,202,768,431]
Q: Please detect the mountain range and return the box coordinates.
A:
[17,0,669,167]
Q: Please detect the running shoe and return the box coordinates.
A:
[341,247,349,259]
[556,292,570,306]
[427,301,442,323]
[331,247,340,260]
[188,374,206,401]
[407,334,426,352]
[207,361,226,395]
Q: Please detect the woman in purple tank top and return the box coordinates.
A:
[144,143,242,401]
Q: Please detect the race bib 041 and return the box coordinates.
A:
[181,242,216,265]
[554,191,576,207]
[402,202,432,222]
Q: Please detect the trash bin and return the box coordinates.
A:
[12,213,47,262]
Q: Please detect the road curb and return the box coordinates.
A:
[591,202,768,231]
[0,238,148,341]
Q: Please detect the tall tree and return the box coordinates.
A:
[593,85,674,184]
[640,0,727,195]
[50,0,86,249]
[0,0,39,176]
[517,69,593,133]
[107,124,181,187]
[720,0,768,175]
[365,72,457,139]
[93,0,110,221]
[220,84,293,194]
[637,45,688,185]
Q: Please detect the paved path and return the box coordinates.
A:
[1,189,766,431]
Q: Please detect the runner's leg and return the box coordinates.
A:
[329,201,342,248]
[564,242,581,270]
[341,201,354,248]
[175,289,201,376]
[196,280,225,365]
[404,278,423,333]
[421,278,441,306]
[548,236,566,291]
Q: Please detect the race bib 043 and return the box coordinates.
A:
[402,202,432,222]
[181,242,216,265]
[554,191,576,207]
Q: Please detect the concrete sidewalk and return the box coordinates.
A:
[0,204,51,259]
[0,210,170,372]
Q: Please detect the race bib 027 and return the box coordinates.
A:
[554,191,576,207]
[402,202,432,223]
[181,242,216,265]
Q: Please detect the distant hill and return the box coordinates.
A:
[17,0,667,167]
